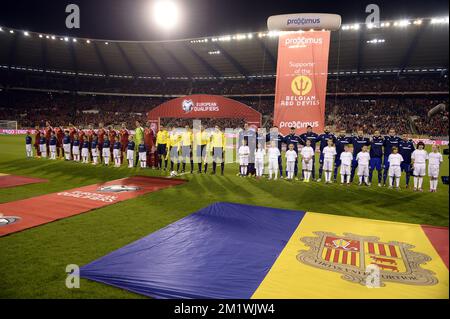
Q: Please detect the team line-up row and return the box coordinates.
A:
[24,122,445,192]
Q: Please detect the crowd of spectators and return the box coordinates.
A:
[0,71,448,136]
[2,70,448,96]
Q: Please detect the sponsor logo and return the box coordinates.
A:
[57,191,118,203]
[0,215,21,226]
[285,37,323,47]
[287,17,321,26]
[291,75,312,96]
[182,99,194,113]
[97,185,141,193]
[279,121,319,129]
[298,231,438,286]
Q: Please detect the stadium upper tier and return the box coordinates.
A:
[0,17,448,80]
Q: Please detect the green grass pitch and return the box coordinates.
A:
[0,134,448,298]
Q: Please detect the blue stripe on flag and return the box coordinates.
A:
[80,202,305,299]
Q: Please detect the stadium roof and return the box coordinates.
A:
[0,17,448,80]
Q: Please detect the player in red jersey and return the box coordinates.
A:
[54,126,64,158]
[44,121,53,154]
[78,127,86,145]
[97,122,106,162]
[34,125,42,157]
[144,121,156,168]
[119,123,129,162]
[108,125,117,153]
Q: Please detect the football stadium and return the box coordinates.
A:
[0,0,449,308]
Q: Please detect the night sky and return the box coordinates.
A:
[0,0,448,40]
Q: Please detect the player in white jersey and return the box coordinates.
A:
[285,144,298,180]
[267,141,281,180]
[411,141,428,192]
[254,143,266,178]
[238,139,250,177]
[387,147,404,189]
[322,139,337,184]
[356,145,371,186]
[428,144,443,192]
[300,139,315,183]
[340,145,353,185]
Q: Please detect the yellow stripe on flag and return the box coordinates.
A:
[251,212,448,299]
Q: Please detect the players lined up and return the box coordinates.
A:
[236,125,444,192]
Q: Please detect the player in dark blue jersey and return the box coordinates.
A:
[62,131,71,160]
[316,126,336,182]
[283,127,302,179]
[81,139,90,163]
[299,126,319,179]
[126,136,136,168]
[49,132,58,160]
[350,130,370,182]
[383,128,403,186]
[238,124,257,176]
[334,130,352,182]
[266,126,284,177]
[25,131,33,158]
[113,136,122,167]
[398,134,415,188]
[39,135,47,158]
[369,130,384,186]
[91,136,99,165]
[102,136,111,165]
[138,142,147,168]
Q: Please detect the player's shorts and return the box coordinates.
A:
[157,144,167,156]
[63,143,71,154]
[369,157,382,171]
[428,164,440,178]
[181,146,191,158]
[26,144,32,152]
[102,148,110,157]
[49,145,56,153]
[212,147,223,162]
[413,163,426,177]
[72,146,80,155]
[401,162,412,173]
[126,150,134,160]
[139,152,147,161]
[323,158,334,171]
[39,144,47,153]
[195,144,206,159]
[389,165,401,177]
[302,159,313,171]
[340,164,351,176]
[91,149,98,157]
[113,149,121,158]
[81,148,89,157]
[357,164,369,176]
[268,158,279,171]
[239,156,249,166]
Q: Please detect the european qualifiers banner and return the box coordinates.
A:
[273,31,331,135]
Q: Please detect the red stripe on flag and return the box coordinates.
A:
[351,252,356,266]
[368,242,375,254]
[324,248,332,261]
[378,244,386,256]
[389,245,398,258]
[421,225,449,269]
[333,249,340,263]
[342,251,348,264]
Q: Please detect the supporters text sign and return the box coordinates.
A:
[274,31,331,135]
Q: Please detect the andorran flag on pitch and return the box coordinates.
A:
[80,203,448,299]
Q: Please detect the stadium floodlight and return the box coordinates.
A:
[152,0,180,30]
[105,42,109,45]
[86,39,91,43]
[23,31,29,36]
[64,37,69,42]
[9,30,14,34]
[413,19,423,25]
[247,33,253,39]
[0,27,3,32]
[430,17,449,24]
[51,36,55,40]
[72,38,77,42]
[396,20,410,27]
[39,34,43,38]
